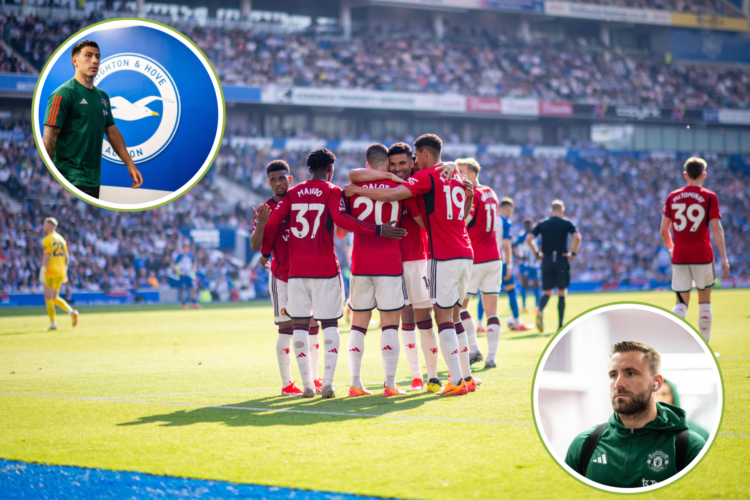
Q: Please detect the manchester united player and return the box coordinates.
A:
[342,144,409,397]
[349,143,444,393]
[660,157,729,343]
[345,134,478,396]
[456,158,503,369]
[251,160,320,396]
[261,149,406,399]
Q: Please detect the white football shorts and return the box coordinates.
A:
[348,274,406,312]
[430,258,472,309]
[403,259,432,310]
[467,260,502,297]
[672,262,716,292]
[286,274,346,321]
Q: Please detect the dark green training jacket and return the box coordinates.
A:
[565,403,706,488]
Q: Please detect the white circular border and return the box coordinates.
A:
[32,19,224,211]
[532,303,723,494]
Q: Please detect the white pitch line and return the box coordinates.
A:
[719,355,750,360]
[103,372,534,399]
[0,392,534,427]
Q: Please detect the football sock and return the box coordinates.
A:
[53,297,73,314]
[519,284,527,308]
[508,289,520,319]
[538,293,550,313]
[321,320,340,388]
[455,323,472,380]
[438,322,463,385]
[292,324,314,391]
[381,325,400,388]
[477,296,484,321]
[276,327,293,387]
[486,316,501,363]
[417,318,439,380]
[557,296,566,329]
[698,303,712,344]
[672,303,688,319]
[533,287,541,307]
[461,309,480,354]
[348,325,367,388]
[309,323,320,381]
[401,323,422,379]
[45,300,55,324]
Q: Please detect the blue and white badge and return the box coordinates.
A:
[32,19,224,210]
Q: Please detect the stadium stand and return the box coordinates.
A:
[2,14,750,109]
[559,0,744,17]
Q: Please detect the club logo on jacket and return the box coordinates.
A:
[646,450,669,472]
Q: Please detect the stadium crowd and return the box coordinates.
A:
[2,12,750,110]
[561,0,743,17]
[1,118,747,297]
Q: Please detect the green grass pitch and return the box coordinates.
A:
[1,290,748,499]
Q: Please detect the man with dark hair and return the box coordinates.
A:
[565,341,706,487]
[339,143,410,397]
[348,142,443,393]
[526,200,581,333]
[344,134,479,396]
[261,148,405,399]
[251,159,320,396]
[499,197,530,332]
[660,157,729,344]
[42,40,142,200]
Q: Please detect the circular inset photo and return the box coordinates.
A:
[32,19,225,210]
[532,303,722,493]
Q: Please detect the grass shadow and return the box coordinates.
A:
[0,330,40,336]
[118,385,441,428]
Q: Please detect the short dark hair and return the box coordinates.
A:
[414,134,442,157]
[684,157,707,180]
[306,148,336,172]
[71,40,100,58]
[523,217,534,225]
[366,143,388,168]
[266,160,290,176]
[388,142,412,158]
[500,197,514,208]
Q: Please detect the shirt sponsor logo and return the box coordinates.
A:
[642,479,658,486]
[95,53,181,165]
[646,450,669,472]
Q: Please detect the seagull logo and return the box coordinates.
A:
[109,96,174,121]
[95,53,181,164]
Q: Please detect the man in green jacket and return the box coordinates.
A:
[656,378,710,440]
[42,40,143,200]
[565,341,706,488]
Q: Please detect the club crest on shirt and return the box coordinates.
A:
[646,450,669,472]
[95,53,181,164]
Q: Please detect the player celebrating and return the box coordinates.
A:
[261,149,406,399]
[42,40,142,199]
[251,160,321,396]
[516,218,541,313]
[499,198,530,332]
[456,158,503,369]
[345,134,478,396]
[39,217,78,331]
[660,157,729,343]
[343,144,408,397]
[173,243,199,309]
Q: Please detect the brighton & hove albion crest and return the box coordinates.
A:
[94,53,181,164]
[646,450,669,472]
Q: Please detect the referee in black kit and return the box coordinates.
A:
[526,200,581,333]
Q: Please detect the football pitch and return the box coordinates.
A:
[1,290,748,499]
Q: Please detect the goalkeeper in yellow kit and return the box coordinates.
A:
[40,217,79,331]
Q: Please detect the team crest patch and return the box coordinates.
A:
[646,450,669,472]
[95,53,181,164]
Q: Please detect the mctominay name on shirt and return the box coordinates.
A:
[672,191,706,203]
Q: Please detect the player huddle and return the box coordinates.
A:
[251,134,537,399]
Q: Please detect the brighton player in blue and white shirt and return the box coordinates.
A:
[499,199,530,331]
[515,218,542,312]
[173,243,199,309]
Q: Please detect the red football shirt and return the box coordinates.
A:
[404,165,473,261]
[252,197,291,282]
[346,180,403,276]
[662,186,721,264]
[400,196,428,262]
[261,179,380,278]
[466,185,500,264]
